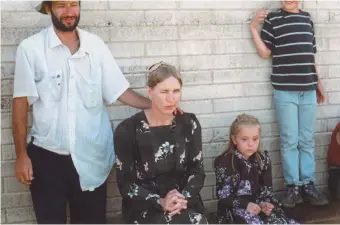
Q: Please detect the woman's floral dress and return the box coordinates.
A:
[114,111,207,224]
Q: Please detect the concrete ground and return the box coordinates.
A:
[311,216,340,224]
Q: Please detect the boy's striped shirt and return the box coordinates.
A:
[261,9,318,91]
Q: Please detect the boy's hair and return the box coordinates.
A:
[222,113,263,171]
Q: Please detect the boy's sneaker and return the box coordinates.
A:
[281,185,303,208]
[302,181,329,206]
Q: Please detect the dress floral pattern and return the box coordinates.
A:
[214,149,298,224]
[114,112,207,224]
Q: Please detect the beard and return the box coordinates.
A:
[51,11,80,32]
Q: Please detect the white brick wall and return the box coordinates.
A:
[1,0,340,223]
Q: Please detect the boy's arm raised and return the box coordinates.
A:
[250,9,272,59]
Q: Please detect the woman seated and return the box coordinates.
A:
[114,62,207,224]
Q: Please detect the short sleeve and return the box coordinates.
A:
[101,43,130,105]
[310,18,317,53]
[13,43,39,105]
[260,17,275,52]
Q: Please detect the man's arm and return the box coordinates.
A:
[100,41,151,110]
[12,97,33,184]
[12,97,28,156]
[12,43,38,185]
[118,88,151,110]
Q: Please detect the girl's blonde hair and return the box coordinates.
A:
[222,113,262,171]
[147,61,182,89]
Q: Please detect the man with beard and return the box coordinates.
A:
[12,1,181,223]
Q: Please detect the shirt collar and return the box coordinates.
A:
[48,26,90,55]
[233,148,256,162]
[233,148,247,161]
[48,25,62,48]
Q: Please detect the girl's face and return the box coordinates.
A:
[232,125,260,159]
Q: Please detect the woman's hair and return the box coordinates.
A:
[222,113,262,171]
[147,61,182,89]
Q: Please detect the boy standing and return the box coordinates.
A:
[250,0,328,208]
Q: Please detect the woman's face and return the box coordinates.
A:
[148,76,182,115]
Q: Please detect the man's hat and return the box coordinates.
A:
[35,1,48,14]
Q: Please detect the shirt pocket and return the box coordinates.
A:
[78,75,102,109]
[49,69,63,101]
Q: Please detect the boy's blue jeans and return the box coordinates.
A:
[274,89,317,186]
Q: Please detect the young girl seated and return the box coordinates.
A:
[214,114,297,224]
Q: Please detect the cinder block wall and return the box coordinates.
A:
[1,0,340,223]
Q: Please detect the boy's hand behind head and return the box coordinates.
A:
[251,9,268,28]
